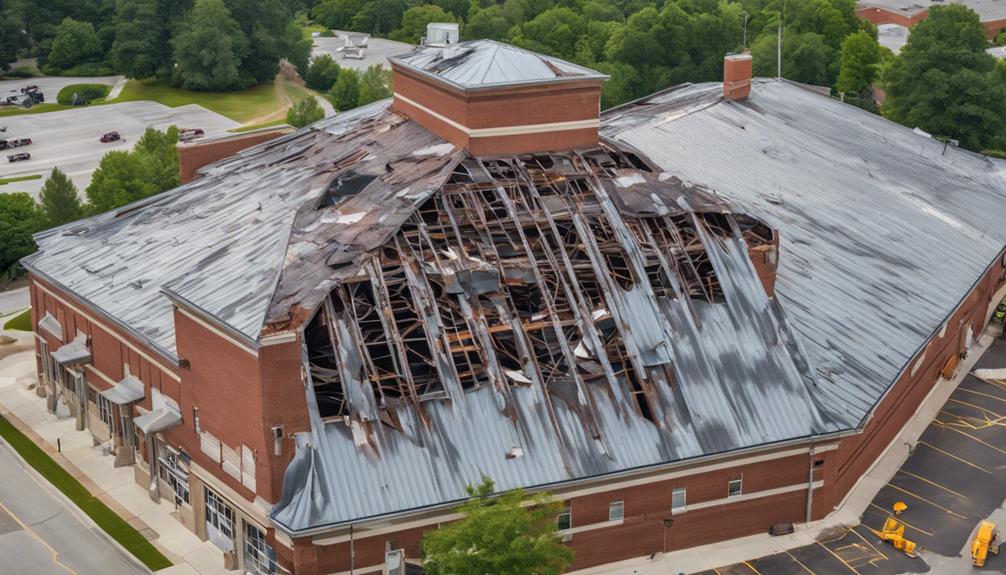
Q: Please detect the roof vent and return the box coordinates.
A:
[390,40,608,155]
[424,22,459,46]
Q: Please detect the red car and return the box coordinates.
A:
[100,131,122,143]
[7,152,30,162]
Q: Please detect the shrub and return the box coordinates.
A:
[287,97,325,127]
[305,54,341,91]
[319,29,335,37]
[56,83,112,105]
[54,62,115,77]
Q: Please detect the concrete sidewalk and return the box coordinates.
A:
[0,325,230,575]
[571,329,1002,575]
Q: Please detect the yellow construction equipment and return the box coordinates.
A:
[972,521,1000,567]
[877,518,918,557]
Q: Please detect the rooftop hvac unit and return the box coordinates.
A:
[425,22,459,46]
[383,549,405,575]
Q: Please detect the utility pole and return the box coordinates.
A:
[743,11,749,48]
[777,0,786,78]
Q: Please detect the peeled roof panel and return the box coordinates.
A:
[603,80,1006,426]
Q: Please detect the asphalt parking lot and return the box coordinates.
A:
[695,336,1006,575]
[2,101,237,198]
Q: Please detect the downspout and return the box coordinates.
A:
[350,524,355,575]
[805,442,815,524]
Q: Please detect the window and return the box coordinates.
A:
[158,446,190,505]
[205,488,235,549]
[728,478,743,498]
[244,522,278,575]
[814,459,825,468]
[556,504,572,531]
[98,394,114,428]
[671,487,687,514]
[608,500,624,522]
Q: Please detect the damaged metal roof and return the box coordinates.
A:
[390,39,608,90]
[603,79,1006,427]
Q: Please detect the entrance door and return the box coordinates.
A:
[205,488,235,552]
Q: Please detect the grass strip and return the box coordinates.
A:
[0,175,42,186]
[0,414,172,570]
[2,308,31,330]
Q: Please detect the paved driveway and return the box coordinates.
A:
[2,101,237,198]
[0,287,28,317]
[0,439,147,574]
[695,337,1006,575]
[0,76,122,106]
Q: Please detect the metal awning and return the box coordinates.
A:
[100,375,144,405]
[134,406,182,434]
[51,338,91,366]
[38,312,62,340]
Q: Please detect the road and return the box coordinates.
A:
[2,100,237,198]
[0,439,147,574]
[695,336,1006,575]
[0,287,28,317]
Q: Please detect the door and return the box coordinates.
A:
[205,488,235,552]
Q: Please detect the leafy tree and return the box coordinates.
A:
[227,0,308,84]
[883,4,1005,151]
[312,0,361,31]
[305,54,341,91]
[44,17,104,73]
[509,7,585,60]
[836,30,881,96]
[0,14,27,71]
[421,478,574,575]
[357,64,391,106]
[110,0,162,78]
[171,0,250,90]
[391,5,456,43]
[39,167,84,226]
[752,30,836,86]
[464,5,509,41]
[287,96,325,127]
[0,193,45,274]
[328,67,359,111]
[86,126,180,213]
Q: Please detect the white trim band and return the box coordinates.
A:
[394,92,599,138]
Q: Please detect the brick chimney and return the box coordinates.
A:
[390,39,608,155]
[723,53,753,101]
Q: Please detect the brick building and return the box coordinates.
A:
[856,0,1006,37]
[21,39,1006,575]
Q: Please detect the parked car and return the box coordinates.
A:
[7,152,30,162]
[0,138,31,150]
[178,128,205,142]
[100,131,122,143]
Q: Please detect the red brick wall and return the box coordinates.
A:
[178,130,290,184]
[856,6,927,27]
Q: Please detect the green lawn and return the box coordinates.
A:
[2,309,31,331]
[0,103,77,117]
[0,175,42,186]
[229,119,290,133]
[303,23,328,39]
[0,414,172,570]
[116,79,286,123]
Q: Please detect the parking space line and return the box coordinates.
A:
[849,525,890,560]
[895,469,967,500]
[932,421,1006,456]
[868,503,935,536]
[917,441,991,474]
[784,550,816,574]
[884,482,967,519]
[947,398,1006,419]
[815,541,862,575]
[743,561,763,574]
[956,386,1006,404]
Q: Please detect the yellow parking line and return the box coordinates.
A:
[744,561,764,574]
[885,482,967,519]
[948,398,1005,419]
[936,423,1006,456]
[896,469,967,500]
[785,550,816,574]
[0,499,76,574]
[816,541,862,575]
[957,386,1006,404]
[917,441,991,474]
[868,503,935,536]
[849,525,890,560]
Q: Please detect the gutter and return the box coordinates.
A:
[160,287,260,354]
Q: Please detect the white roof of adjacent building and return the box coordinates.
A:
[858,0,1006,21]
[390,39,608,90]
[878,23,910,53]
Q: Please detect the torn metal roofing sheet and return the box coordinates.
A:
[390,40,608,90]
[603,79,1006,427]
[24,99,458,357]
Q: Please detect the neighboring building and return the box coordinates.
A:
[21,39,1006,575]
[857,0,1006,37]
[877,22,910,53]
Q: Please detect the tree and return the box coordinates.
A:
[328,67,359,111]
[0,193,45,274]
[39,168,84,226]
[287,97,325,127]
[44,17,104,73]
[171,0,250,90]
[883,4,1006,151]
[464,5,509,41]
[86,127,179,213]
[0,14,27,71]
[110,0,162,78]
[390,5,456,44]
[836,30,882,95]
[357,64,391,106]
[422,478,574,575]
[305,54,341,92]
